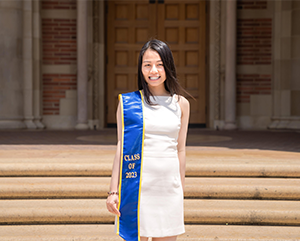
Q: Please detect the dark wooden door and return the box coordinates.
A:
[106,0,206,125]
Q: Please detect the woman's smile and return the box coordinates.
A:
[149,76,160,80]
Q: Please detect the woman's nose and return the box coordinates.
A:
[150,65,158,73]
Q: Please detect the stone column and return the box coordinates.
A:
[209,0,224,129]
[75,0,89,130]
[90,0,100,130]
[32,0,44,128]
[224,0,237,130]
[98,0,105,129]
[23,0,37,129]
[0,1,26,129]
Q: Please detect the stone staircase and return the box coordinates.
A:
[0,147,300,240]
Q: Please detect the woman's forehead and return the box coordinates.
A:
[143,49,162,62]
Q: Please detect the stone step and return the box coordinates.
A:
[1,148,300,177]
[185,177,300,200]
[0,224,300,241]
[0,199,299,226]
[1,158,300,177]
[1,177,300,200]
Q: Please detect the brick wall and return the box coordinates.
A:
[41,0,77,115]
[43,74,77,115]
[237,74,272,103]
[42,0,76,10]
[237,0,267,10]
[237,19,272,65]
[236,1,272,103]
[42,19,77,65]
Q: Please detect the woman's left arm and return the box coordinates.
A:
[177,96,190,192]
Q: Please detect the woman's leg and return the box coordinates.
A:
[140,237,149,241]
[152,236,177,241]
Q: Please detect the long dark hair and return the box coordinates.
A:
[138,39,187,105]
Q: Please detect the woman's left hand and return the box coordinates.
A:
[106,194,121,217]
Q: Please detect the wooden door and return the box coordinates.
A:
[157,1,206,124]
[106,1,156,125]
[106,0,206,125]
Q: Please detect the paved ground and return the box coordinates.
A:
[0,128,299,152]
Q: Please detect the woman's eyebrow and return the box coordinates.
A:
[143,60,162,63]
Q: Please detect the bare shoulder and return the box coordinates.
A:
[177,95,190,108]
[176,95,190,116]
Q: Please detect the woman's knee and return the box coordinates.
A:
[152,236,177,241]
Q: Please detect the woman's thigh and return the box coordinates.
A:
[152,236,177,241]
[140,237,149,241]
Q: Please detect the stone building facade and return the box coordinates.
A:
[0,0,299,130]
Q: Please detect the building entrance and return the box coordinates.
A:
[105,0,206,126]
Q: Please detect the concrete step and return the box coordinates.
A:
[1,177,300,200]
[1,148,300,177]
[0,177,110,199]
[1,158,300,177]
[0,224,300,241]
[185,177,300,200]
[0,199,299,226]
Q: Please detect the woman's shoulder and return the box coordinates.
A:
[175,94,189,106]
[174,95,190,115]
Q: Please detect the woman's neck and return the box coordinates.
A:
[148,86,169,96]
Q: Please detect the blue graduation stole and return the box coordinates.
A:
[117,90,145,241]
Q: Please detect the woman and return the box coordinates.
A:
[106,39,190,241]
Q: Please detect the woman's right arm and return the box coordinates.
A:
[106,101,122,217]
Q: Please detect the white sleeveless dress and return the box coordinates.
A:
[139,95,185,237]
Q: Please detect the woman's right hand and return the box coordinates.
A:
[106,194,121,217]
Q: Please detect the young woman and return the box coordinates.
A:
[106,39,190,241]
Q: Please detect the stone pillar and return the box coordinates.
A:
[75,0,89,130]
[224,0,237,130]
[89,0,100,130]
[23,0,37,129]
[0,1,26,129]
[209,0,224,129]
[99,0,105,129]
[32,0,45,128]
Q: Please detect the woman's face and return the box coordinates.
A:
[141,48,166,89]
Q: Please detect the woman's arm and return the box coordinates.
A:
[177,96,190,192]
[106,101,122,217]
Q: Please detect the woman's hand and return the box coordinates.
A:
[106,194,121,217]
